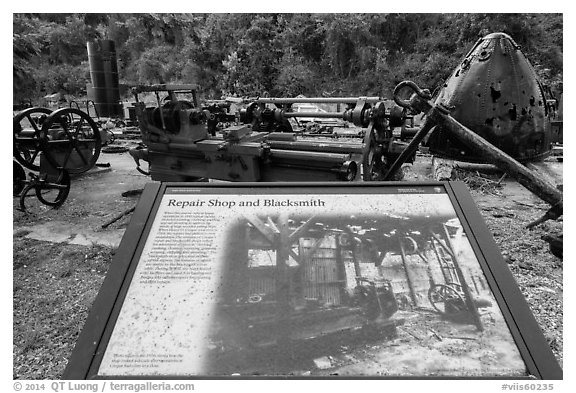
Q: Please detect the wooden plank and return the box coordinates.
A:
[433,109,563,209]
[429,232,455,259]
[288,215,318,243]
[244,215,276,245]
[432,156,455,181]
[398,237,419,306]
[266,217,280,234]
[289,249,301,265]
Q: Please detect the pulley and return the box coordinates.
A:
[152,100,194,133]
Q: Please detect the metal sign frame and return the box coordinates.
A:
[63,181,562,380]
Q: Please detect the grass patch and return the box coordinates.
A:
[13,238,114,379]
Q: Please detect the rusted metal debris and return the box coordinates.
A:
[427,32,557,163]
[387,80,562,228]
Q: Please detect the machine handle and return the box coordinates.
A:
[393,81,432,109]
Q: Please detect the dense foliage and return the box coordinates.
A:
[13,13,563,104]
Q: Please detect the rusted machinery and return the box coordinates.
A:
[213,214,402,362]
[13,107,102,210]
[120,32,559,232]
[128,32,561,186]
[128,84,417,182]
[385,80,562,228]
[211,206,495,367]
[427,32,558,163]
[128,79,561,221]
[86,40,123,118]
[13,32,561,233]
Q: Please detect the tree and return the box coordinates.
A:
[12,13,563,103]
[217,15,286,96]
[13,15,42,101]
[274,51,315,96]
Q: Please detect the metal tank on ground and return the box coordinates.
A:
[427,32,552,163]
[87,40,123,118]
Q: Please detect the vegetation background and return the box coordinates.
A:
[13,13,563,104]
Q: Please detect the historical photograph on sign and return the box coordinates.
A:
[96,189,528,377]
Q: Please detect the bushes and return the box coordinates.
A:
[13,13,563,102]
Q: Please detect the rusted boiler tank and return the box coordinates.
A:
[427,32,552,162]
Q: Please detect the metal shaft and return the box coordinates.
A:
[252,97,384,104]
[383,116,436,180]
[283,111,344,119]
[267,140,365,155]
[270,149,351,164]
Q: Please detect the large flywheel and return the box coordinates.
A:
[13,107,53,171]
[39,107,102,174]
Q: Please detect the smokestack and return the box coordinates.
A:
[87,40,123,118]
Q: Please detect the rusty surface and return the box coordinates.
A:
[391,80,562,217]
[429,32,552,163]
[87,40,123,118]
[130,88,415,182]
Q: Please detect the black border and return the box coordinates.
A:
[63,181,562,380]
[63,182,162,379]
[448,182,562,380]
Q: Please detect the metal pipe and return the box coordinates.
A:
[267,140,365,155]
[252,97,384,104]
[301,132,363,138]
[87,40,123,118]
[131,83,198,93]
[383,116,436,180]
[283,111,344,119]
[270,149,351,165]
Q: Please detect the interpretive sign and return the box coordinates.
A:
[64,182,562,379]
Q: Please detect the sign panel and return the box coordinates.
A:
[64,182,562,379]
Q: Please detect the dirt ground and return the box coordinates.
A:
[310,311,528,377]
[12,140,563,379]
